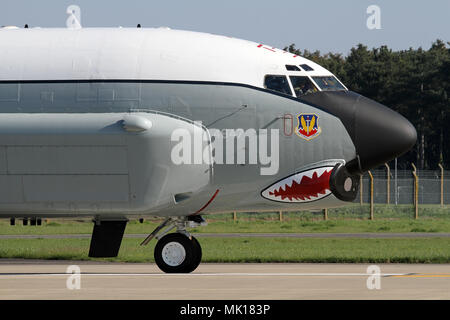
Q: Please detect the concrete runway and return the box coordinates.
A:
[0,260,448,299]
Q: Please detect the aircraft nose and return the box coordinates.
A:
[300,91,417,173]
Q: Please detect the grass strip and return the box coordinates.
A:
[1,218,450,235]
[0,237,448,264]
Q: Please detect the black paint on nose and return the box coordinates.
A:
[300,91,417,173]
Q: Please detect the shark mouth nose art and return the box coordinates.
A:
[261,167,334,203]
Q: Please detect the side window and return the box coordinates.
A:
[289,76,318,97]
[264,75,292,96]
[311,76,346,91]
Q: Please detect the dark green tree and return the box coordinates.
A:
[285,41,450,170]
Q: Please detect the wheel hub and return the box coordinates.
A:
[161,241,186,266]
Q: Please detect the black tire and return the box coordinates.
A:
[154,233,201,273]
[189,236,202,273]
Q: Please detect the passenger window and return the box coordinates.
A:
[264,75,292,96]
[289,76,318,97]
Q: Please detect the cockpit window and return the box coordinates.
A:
[285,65,300,71]
[300,64,314,71]
[264,75,292,96]
[289,76,318,97]
[312,76,346,91]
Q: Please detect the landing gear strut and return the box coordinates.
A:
[141,216,206,273]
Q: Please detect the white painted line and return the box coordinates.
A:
[0,272,409,277]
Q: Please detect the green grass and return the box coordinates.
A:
[1,216,450,235]
[328,204,450,219]
[188,219,450,234]
[0,204,450,235]
[1,205,448,264]
[0,237,448,263]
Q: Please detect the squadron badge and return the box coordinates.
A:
[296,114,321,140]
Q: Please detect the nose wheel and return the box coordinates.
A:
[141,216,206,273]
[154,233,202,273]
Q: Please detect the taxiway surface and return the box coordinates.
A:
[0,260,448,299]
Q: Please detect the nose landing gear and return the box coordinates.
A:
[154,232,202,273]
[329,162,360,202]
[141,216,205,273]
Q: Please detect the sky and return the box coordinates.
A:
[1,0,449,55]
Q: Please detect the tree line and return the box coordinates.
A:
[285,40,450,171]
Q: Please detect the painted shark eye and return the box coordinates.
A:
[261,167,333,203]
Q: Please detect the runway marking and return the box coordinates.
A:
[391,274,450,278]
[0,272,409,277]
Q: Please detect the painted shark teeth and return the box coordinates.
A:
[261,166,334,203]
